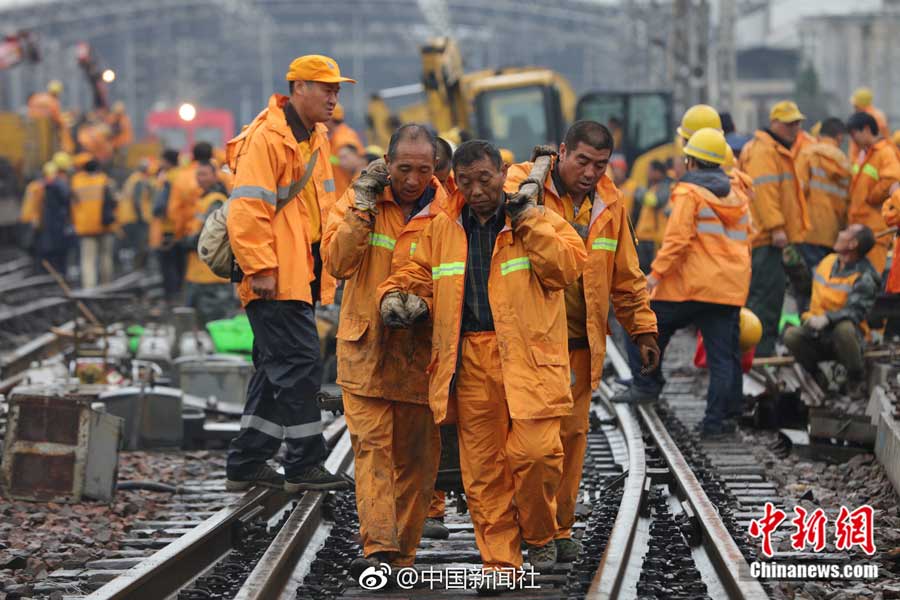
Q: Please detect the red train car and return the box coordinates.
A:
[145,107,235,152]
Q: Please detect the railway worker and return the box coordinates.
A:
[36,152,75,277]
[379,140,586,582]
[846,111,900,275]
[182,160,236,324]
[793,117,852,310]
[335,143,367,183]
[673,104,722,180]
[116,158,155,270]
[620,129,751,438]
[434,136,456,195]
[152,149,187,302]
[738,100,810,357]
[322,123,450,578]
[849,87,891,161]
[783,224,879,398]
[504,120,658,563]
[224,55,352,492]
[70,153,116,288]
[634,160,673,273]
[27,80,64,127]
[327,102,365,201]
[19,163,54,267]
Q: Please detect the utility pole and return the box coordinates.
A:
[717,0,737,112]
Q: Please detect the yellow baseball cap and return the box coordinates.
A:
[769,101,805,123]
[285,55,356,84]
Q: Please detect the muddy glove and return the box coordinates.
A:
[530,145,558,162]
[403,293,429,324]
[352,159,389,215]
[380,291,411,329]
[505,190,536,226]
[635,333,660,375]
[805,314,829,331]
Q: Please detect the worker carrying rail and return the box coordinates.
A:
[322,124,450,580]
[615,128,752,439]
[379,140,586,590]
[223,54,352,493]
[504,121,658,563]
[783,224,879,398]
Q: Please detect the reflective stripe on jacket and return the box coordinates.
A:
[377,192,586,423]
[796,139,851,248]
[226,94,338,306]
[505,163,656,389]
[848,139,900,241]
[322,178,448,403]
[650,181,751,306]
[739,130,809,247]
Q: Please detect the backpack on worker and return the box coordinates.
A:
[197,118,318,279]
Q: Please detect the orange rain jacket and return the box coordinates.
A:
[791,130,816,161]
[186,189,231,285]
[650,176,752,307]
[795,138,851,248]
[20,180,45,227]
[377,195,586,424]
[739,130,809,248]
[849,139,900,272]
[169,162,234,240]
[226,94,338,307]
[504,163,656,388]
[322,178,449,404]
[116,170,154,226]
[27,92,62,125]
[728,167,754,206]
[70,171,112,236]
[882,189,900,292]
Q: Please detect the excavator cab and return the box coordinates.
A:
[575,91,673,187]
[469,70,574,163]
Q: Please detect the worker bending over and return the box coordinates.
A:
[739,101,810,356]
[224,55,352,493]
[847,112,900,275]
[379,140,585,588]
[617,129,751,438]
[504,121,657,562]
[784,224,879,397]
[322,124,449,578]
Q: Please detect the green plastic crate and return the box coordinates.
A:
[207,315,254,354]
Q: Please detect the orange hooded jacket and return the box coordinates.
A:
[739,130,809,248]
[322,178,449,403]
[651,174,752,307]
[795,139,851,248]
[377,195,586,424]
[504,163,656,389]
[226,94,338,307]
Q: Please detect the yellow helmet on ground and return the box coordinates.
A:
[677,104,722,141]
[48,80,63,95]
[851,87,873,108]
[739,307,762,352]
[683,128,728,166]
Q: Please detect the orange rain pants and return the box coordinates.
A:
[556,347,592,540]
[428,490,446,519]
[455,332,564,570]
[343,392,440,566]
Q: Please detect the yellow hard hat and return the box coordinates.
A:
[499,148,515,165]
[52,151,72,171]
[364,144,384,157]
[851,87,873,108]
[42,162,59,178]
[723,144,735,171]
[677,104,722,141]
[683,128,728,166]
[739,307,762,352]
[769,100,805,123]
[47,80,63,95]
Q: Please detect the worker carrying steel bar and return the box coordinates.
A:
[738,101,810,357]
[617,129,752,439]
[504,121,658,563]
[224,55,353,493]
[783,224,879,399]
[322,124,450,579]
[846,111,900,276]
[378,140,586,587]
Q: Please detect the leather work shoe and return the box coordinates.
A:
[610,386,660,404]
[422,517,450,540]
[225,464,284,491]
[555,537,583,563]
[527,541,557,571]
[284,464,351,493]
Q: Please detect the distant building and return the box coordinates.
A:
[799,9,900,125]
[733,46,802,132]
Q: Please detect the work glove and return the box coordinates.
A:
[403,293,429,324]
[352,159,390,215]
[380,291,411,329]
[805,314,829,331]
[635,333,660,375]
[506,191,536,226]
[530,144,558,162]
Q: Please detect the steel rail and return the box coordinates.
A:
[88,417,347,600]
